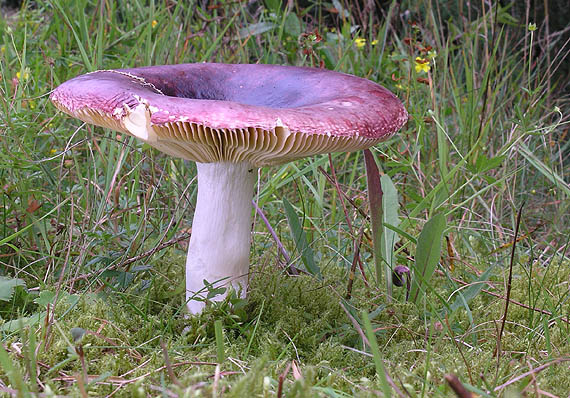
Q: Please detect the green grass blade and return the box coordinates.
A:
[214,319,225,364]
[361,310,391,398]
[283,197,321,277]
[0,197,70,246]
[518,142,570,197]
[51,0,93,71]
[200,12,238,62]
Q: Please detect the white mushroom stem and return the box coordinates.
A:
[186,161,256,313]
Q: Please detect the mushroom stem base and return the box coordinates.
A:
[185,161,256,314]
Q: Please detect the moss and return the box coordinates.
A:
[2,255,569,397]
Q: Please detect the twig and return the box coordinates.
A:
[327,154,354,234]
[76,371,88,398]
[493,357,570,392]
[346,225,366,299]
[319,161,369,289]
[160,339,182,388]
[47,196,76,350]
[383,371,407,398]
[339,301,370,347]
[212,364,221,398]
[495,202,524,359]
[53,361,218,385]
[277,361,292,398]
[445,374,472,398]
[317,165,368,220]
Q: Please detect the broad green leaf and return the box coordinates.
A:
[0,276,26,302]
[34,290,56,307]
[409,213,447,303]
[381,174,400,297]
[264,0,281,13]
[0,311,46,333]
[238,22,275,39]
[284,13,301,37]
[283,197,321,277]
[475,154,506,173]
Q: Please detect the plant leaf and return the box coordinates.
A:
[363,149,384,286]
[0,276,27,302]
[361,310,391,398]
[284,13,301,37]
[0,343,29,395]
[449,265,495,314]
[71,327,87,343]
[381,174,400,297]
[0,312,46,333]
[214,320,225,364]
[409,213,447,303]
[283,197,321,277]
[238,22,275,39]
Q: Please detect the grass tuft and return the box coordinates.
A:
[1,0,569,396]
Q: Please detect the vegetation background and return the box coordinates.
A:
[0,0,569,397]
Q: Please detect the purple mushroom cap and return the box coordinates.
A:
[50,63,407,166]
[51,63,408,313]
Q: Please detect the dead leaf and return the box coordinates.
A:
[26,197,41,213]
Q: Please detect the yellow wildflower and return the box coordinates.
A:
[152,20,158,29]
[354,38,366,48]
[414,57,430,73]
[528,22,536,31]
[371,39,378,46]
[16,69,30,81]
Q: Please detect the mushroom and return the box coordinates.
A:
[50,63,407,313]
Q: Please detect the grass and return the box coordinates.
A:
[1,0,569,396]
